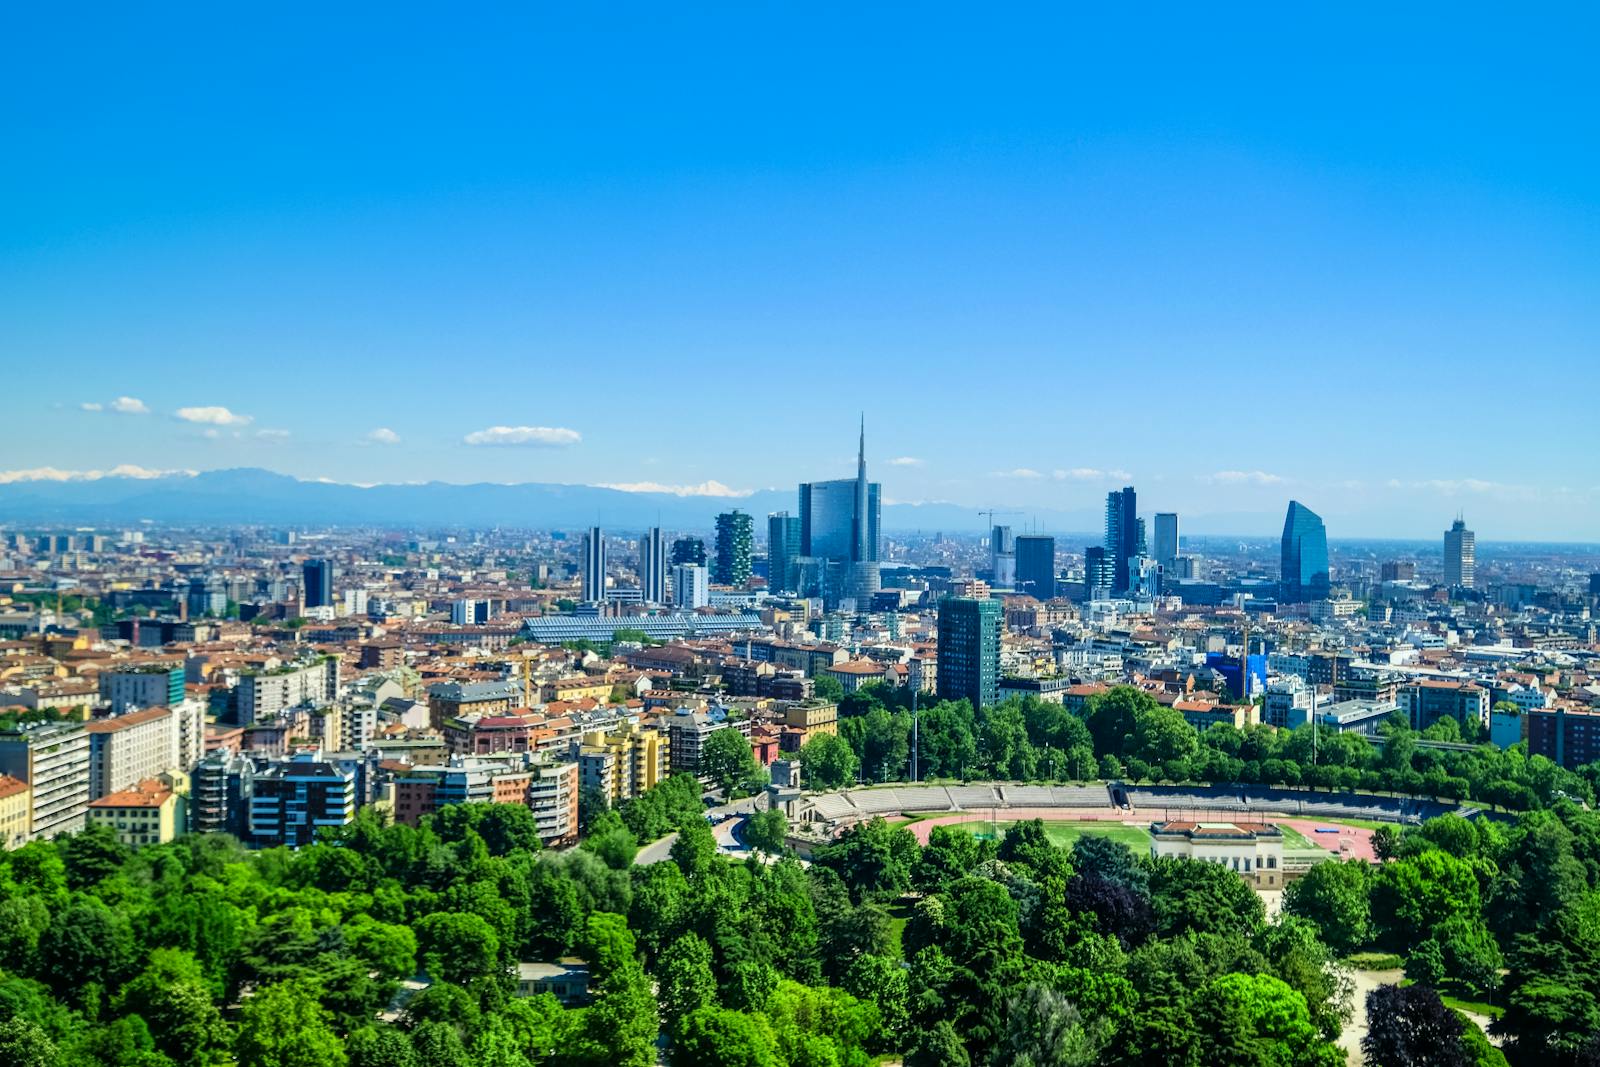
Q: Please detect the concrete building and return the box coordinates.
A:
[86,706,178,799]
[581,527,606,603]
[99,663,185,714]
[191,752,254,837]
[0,720,91,839]
[673,563,709,610]
[237,655,341,726]
[1149,821,1284,888]
[1444,517,1476,590]
[1400,680,1489,733]
[1263,677,1312,730]
[640,527,667,604]
[576,719,669,805]
[0,774,30,849]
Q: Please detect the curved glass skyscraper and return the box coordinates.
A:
[1280,501,1330,603]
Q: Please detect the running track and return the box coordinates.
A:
[899,806,1377,862]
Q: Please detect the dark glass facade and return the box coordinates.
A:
[1279,501,1330,603]
[1014,535,1056,599]
[1104,487,1138,595]
[937,596,1001,709]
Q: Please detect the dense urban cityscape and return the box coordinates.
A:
[7,8,1597,1067]
[2,424,1599,1065]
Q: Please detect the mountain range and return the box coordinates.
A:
[0,468,1088,534]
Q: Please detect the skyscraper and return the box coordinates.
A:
[937,597,1001,709]
[1084,546,1113,600]
[303,559,333,609]
[1104,487,1138,595]
[640,527,667,604]
[580,527,606,603]
[1014,535,1056,599]
[713,510,753,586]
[990,525,1016,586]
[1444,517,1476,590]
[1280,502,1330,603]
[798,419,881,606]
[767,512,801,594]
[670,536,706,567]
[1153,512,1179,572]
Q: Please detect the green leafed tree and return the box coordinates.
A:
[235,979,348,1067]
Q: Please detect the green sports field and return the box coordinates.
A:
[958,819,1152,851]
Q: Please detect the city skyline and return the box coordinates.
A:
[5,10,1598,539]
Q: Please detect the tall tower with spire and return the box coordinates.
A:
[853,414,869,564]
[796,419,882,609]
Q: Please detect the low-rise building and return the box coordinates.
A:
[1149,820,1284,888]
[87,776,184,847]
[0,773,30,849]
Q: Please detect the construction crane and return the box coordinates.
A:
[978,509,1021,540]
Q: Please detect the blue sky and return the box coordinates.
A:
[2,6,1596,538]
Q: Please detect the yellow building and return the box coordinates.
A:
[782,700,838,736]
[540,677,615,704]
[577,719,669,804]
[86,777,184,848]
[0,774,30,849]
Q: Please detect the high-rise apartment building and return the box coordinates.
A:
[1444,517,1476,590]
[936,596,1001,709]
[714,510,754,586]
[1280,501,1331,603]
[798,421,881,606]
[990,525,1016,587]
[767,513,801,595]
[673,564,709,610]
[87,706,179,800]
[1014,535,1056,600]
[670,536,706,567]
[580,526,606,603]
[1104,487,1138,595]
[237,655,341,727]
[640,527,667,604]
[0,721,91,839]
[1153,512,1179,572]
[302,559,333,609]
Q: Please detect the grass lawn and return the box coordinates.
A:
[1278,824,1323,851]
[883,902,914,958]
[1396,979,1504,1019]
[958,819,1151,851]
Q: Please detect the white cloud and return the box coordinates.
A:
[80,402,103,412]
[1052,467,1132,482]
[463,425,581,447]
[597,480,753,498]
[1206,470,1287,485]
[888,456,924,467]
[110,396,149,414]
[176,405,252,426]
[0,464,193,484]
[993,468,1044,479]
[256,429,290,440]
[366,427,401,446]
